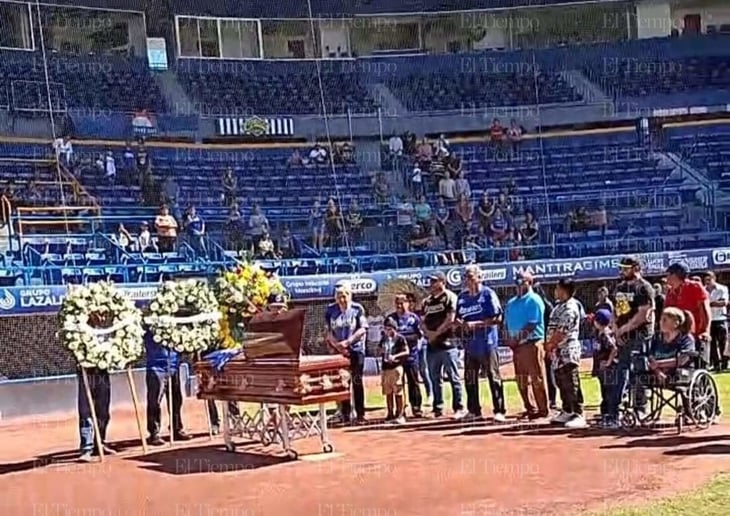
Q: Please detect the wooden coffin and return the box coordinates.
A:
[195,309,351,405]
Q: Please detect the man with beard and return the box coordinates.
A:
[613,256,655,419]
[421,271,466,419]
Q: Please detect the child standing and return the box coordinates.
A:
[380,317,410,424]
[593,309,620,428]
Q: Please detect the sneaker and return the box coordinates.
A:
[432,410,443,418]
[412,409,424,418]
[211,424,220,435]
[462,412,482,422]
[393,416,406,425]
[603,419,621,430]
[564,415,588,429]
[92,444,117,456]
[493,413,507,423]
[78,451,93,463]
[452,409,469,421]
[550,411,573,424]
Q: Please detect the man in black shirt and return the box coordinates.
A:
[421,271,466,419]
[613,256,656,415]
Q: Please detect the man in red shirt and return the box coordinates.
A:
[664,262,711,347]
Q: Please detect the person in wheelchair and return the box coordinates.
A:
[645,308,695,387]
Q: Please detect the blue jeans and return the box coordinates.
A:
[427,347,463,414]
[77,369,111,453]
[418,345,432,398]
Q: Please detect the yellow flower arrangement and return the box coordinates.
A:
[213,263,288,349]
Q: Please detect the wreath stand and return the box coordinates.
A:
[75,315,149,462]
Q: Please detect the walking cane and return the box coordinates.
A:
[81,368,105,462]
[167,354,175,447]
[126,367,148,454]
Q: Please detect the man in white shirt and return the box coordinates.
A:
[388,134,403,156]
[309,144,328,165]
[705,271,728,370]
[411,165,423,196]
[438,174,456,200]
[105,151,116,182]
[59,137,73,167]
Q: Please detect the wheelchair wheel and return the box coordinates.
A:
[686,370,719,430]
[620,410,637,430]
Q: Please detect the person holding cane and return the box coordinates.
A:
[77,366,115,462]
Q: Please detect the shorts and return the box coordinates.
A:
[381,366,404,396]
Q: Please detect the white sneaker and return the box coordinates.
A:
[452,409,469,420]
[550,411,573,424]
[564,415,588,429]
[393,416,406,425]
[493,413,507,423]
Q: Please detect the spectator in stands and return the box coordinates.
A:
[155,205,178,253]
[507,228,524,260]
[507,119,525,155]
[324,198,344,248]
[388,133,403,157]
[257,231,277,259]
[519,210,539,244]
[477,193,495,232]
[278,227,297,259]
[434,197,450,248]
[417,138,433,166]
[309,200,324,250]
[135,142,151,182]
[413,195,432,230]
[227,203,245,251]
[595,286,614,313]
[489,207,509,244]
[114,224,132,252]
[346,199,363,243]
[504,271,549,420]
[593,204,608,235]
[438,171,457,201]
[454,170,471,200]
[564,210,577,233]
[104,151,116,184]
[497,191,513,216]
[140,171,159,207]
[410,163,424,196]
[248,204,270,250]
[184,206,206,257]
[288,149,304,167]
[309,143,328,165]
[122,141,135,176]
[374,173,390,205]
[575,206,590,231]
[137,222,155,253]
[489,118,505,149]
[54,136,74,168]
[396,195,415,228]
[435,134,450,159]
[339,142,355,164]
[454,194,474,245]
[404,132,417,156]
[409,223,433,252]
[222,168,237,207]
[446,155,462,185]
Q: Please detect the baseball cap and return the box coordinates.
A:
[428,271,446,283]
[666,262,689,278]
[594,309,613,327]
[619,256,641,268]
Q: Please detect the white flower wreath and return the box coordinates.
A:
[147,279,221,354]
[58,281,145,370]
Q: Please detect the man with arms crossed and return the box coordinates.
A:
[422,271,466,419]
[613,256,655,418]
[455,265,506,422]
[504,271,548,420]
[704,271,728,371]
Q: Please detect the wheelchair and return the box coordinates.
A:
[619,350,719,434]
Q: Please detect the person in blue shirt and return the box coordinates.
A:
[184,205,206,257]
[325,281,368,423]
[145,329,192,445]
[455,265,506,421]
[387,294,424,418]
[504,271,549,419]
[648,307,696,379]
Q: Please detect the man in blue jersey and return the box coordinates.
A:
[387,294,424,418]
[325,281,368,424]
[422,271,466,419]
[455,265,506,422]
[504,271,549,420]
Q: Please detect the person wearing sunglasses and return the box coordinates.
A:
[504,271,548,420]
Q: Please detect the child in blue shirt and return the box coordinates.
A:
[592,309,619,428]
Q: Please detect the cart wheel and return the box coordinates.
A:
[323,443,334,453]
[286,449,299,460]
[225,442,237,453]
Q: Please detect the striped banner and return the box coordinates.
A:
[216,116,295,137]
